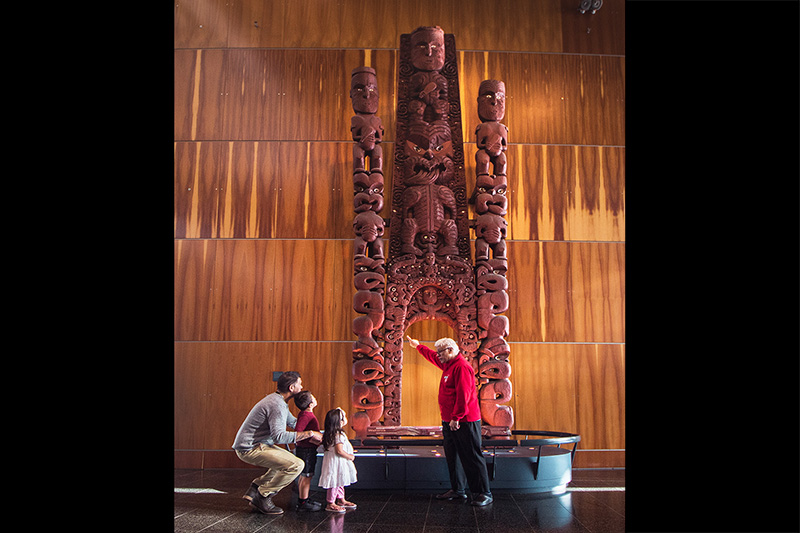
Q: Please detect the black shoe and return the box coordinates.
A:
[296,499,323,512]
[436,489,467,500]
[250,493,285,515]
[242,483,260,502]
[471,493,493,506]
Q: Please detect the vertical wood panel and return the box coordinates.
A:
[564,145,626,241]
[453,0,563,53]
[175,239,216,340]
[279,50,361,141]
[221,142,280,238]
[560,0,625,55]
[510,344,577,432]
[210,240,277,340]
[174,343,210,449]
[274,142,350,238]
[540,242,574,343]
[272,240,343,341]
[501,53,568,145]
[221,50,285,140]
[283,0,346,48]
[507,145,625,242]
[561,55,625,146]
[174,0,230,48]
[192,50,227,141]
[506,241,543,342]
[396,0,454,36]
[575,344,625,449]
[338,0,399,49]
[226,0,285,48]
[570,243,625,342]
[506,242,624,343]
[174,50,198,140]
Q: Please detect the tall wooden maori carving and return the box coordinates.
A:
[472,79,513,429]
[349,66,386,436]
[349,27,513,435]
[384,26,476,428]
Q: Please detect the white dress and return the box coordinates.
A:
[318,432,358,489]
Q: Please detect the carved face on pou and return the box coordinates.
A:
[477,80,506,122]
[410,26,445,72]
[350,67,379,114]
[403,133,454,185]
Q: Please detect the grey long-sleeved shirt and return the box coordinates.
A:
[232,392,298,451]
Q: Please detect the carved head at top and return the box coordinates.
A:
[410,26,445,71]
[351,66,379,115]
[478,79,506,122]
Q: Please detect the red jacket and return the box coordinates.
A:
[417,345,482,423]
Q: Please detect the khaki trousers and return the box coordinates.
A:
[235,443,305,497]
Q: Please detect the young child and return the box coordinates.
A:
[293,391,323,512]
[318,408,358,513]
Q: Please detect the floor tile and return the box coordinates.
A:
[172,468,625,533]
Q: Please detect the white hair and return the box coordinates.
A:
[434,337,459,355]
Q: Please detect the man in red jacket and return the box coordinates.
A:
[406,335,493,506]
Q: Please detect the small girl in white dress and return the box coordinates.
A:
[319,407,358,513]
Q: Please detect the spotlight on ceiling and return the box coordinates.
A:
[579,0,603,14]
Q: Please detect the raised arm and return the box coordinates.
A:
[406,335,444,369]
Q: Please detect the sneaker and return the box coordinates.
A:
[296,499,323,512]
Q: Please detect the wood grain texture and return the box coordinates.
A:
[175,0,618,53]
[176,242,623,343]
[220,50,285,140]
[506,242,625,343]
[176,51,623,145]
[174,0,231,49]
[226,0,286,48]
[508,145,625,242]
[175,141,376,239]
[509,344,577,433]
[574,344,625,450]
[174,342,211,450]
[175,239,353,341]
[454,0,563,53]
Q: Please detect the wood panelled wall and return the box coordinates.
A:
[174,0,625,469]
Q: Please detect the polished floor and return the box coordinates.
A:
[174,468,624,532]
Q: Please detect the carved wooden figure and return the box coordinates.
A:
[475,80,508,178]
[350,67,386,436]
[472,79,513,430]
[350,67,384,175]
[348,29,513,436]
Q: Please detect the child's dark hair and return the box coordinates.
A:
[322,408,345,450]
[294,390,313,410]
